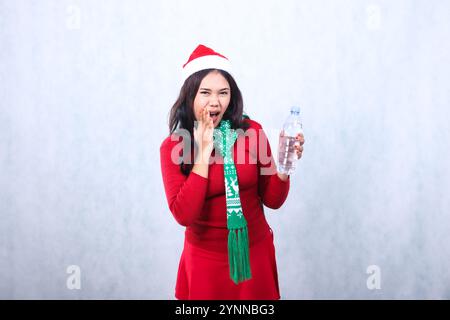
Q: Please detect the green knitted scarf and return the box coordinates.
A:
[213,119,252,284]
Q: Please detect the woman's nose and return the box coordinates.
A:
[209,95,219,106]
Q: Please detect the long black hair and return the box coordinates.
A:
[168,69,250,175]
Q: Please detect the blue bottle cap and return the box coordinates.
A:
[290,106,300,114]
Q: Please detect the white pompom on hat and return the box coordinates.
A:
[181,44,233,82]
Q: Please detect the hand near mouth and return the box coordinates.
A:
[193,106,215,164]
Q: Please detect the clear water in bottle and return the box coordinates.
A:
[278,106,303,175]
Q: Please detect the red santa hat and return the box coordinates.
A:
[182,44,232,82]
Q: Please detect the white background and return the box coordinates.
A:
[1,0,449,299]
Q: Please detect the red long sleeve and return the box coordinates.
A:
[160,119,290,234]
[160,135,209,226]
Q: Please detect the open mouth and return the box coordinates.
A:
[209,112,220,122]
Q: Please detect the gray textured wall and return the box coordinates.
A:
[1,0,449,299]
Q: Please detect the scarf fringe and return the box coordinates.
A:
[228,227,252,284]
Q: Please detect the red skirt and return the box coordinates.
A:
[175,228,280,300]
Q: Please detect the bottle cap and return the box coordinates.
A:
[290,106,300,114]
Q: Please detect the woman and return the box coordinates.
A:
[160,44,305,299]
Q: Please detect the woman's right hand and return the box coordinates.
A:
[193,106,214,164]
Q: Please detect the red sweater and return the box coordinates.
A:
[160,119,290,252]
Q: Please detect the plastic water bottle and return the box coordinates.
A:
[278,106,303,175]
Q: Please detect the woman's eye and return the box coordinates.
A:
[200,91,209,95]
[220,92,228,95]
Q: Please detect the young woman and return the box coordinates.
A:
[160,45,304,299]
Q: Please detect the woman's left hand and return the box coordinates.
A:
[294,132,305,160]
